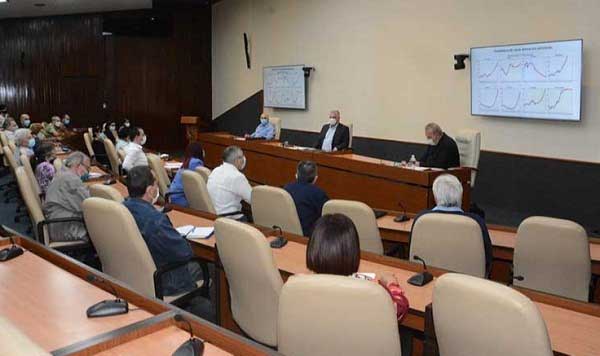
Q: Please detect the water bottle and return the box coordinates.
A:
[408,154,417,168]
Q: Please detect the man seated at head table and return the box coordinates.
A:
[122,127,149,172]
[313,110,350,152]
[419,122,460,169]
[244,112,275,140]
[410,174,492,275]
[284,160,329,237]
[206,145,252,221]
[307,214,409,320]
[123,165,203,296]
[43,151,91,243]
[12,128,35,165]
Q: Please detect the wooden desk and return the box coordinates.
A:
[0,248,153,352]
[197,132,471,213]
[167,207,600,356]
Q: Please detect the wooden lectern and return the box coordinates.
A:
[180,116,201,143]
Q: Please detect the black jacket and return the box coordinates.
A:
[419,133,460,169]
[314,123,350,151]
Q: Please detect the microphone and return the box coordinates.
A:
[173,314,205,356]
[393,201,410,223]
[0,236,24,262]
[86,274,129,318]
[507,275,525,286]
[268,225,288,249]
[407,255,434,286]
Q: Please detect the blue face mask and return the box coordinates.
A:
[63,119,70,126]
[80,172,90,182]
[28,138,36,148]
[23,119,31,127]
[260,117,268,125]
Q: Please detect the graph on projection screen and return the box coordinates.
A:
[263,65,306,109]
[471,39,582,121]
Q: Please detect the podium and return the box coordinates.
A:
[180,116,203,143]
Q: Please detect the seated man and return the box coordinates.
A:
[419,122,460,169]
[245,113,275,140]
[19,114,31,128]
[62,114,71,128]
[122,127,148,172]
[284,161,329,237]
[43,151,91,242]
[206,145,252,220]
[410,174,492,275]
[313,110,350,152]
[123,165,202,296]
[115,126,130,152]
[12,128,35,165]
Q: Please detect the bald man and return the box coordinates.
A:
[419,122,460,169]
[313,110,350,152]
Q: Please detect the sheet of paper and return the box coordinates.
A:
[88,172,104,179]
[164,162,183,170]
[176,225,214,239]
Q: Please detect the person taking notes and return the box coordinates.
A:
[419,122,460,169]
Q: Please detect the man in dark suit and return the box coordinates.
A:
[313,110,350,152]
[419,122,460,169]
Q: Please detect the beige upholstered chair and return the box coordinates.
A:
[514,216,591,301]
[194,166,211,182]
[53,157,63,172]
[181,170,216,213]
[146,153,170,200]
[14,167,86,249]
[0,317,50,356]
[3,146,18,174]
[214,218,283,346]
[103,138,121,176]
[278,274,401,356]
[89,183,124,203]
[322,199,383,254]
[410,213,486,277]
[251,185,303,236]
[433,273,553,356]
[456,129,481,187]
[20,154,42,203]
[269,116,282,140]
[347,122,354,149]
[83,132,95,158]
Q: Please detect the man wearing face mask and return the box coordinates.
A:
[43,151,91,243]
[419,122,460,169]
[122,127,149,172]
[19,114,31,128]
[207,145,252,221]
[62,114,71,127]
[313,110,350,152]
[3,117,19,141]
[13,128,36,165]
[123,165,204,296]
[244,112,275,140]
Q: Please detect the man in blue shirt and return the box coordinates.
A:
[245,113,275,140]
[123,165,202,296]
[314,110,350,152]
[409,174,492,276]
[284,161,329,237]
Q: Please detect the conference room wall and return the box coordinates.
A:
[212,0,600,163]
[0,8,212,151]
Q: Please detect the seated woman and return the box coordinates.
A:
[91,126,110,166]
[33,142,57,195]
[168,142,205,207]
[306,214,409,320]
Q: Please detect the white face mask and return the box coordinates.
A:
[140,135,147,146]
[54,121,62,128]
[151,185,160,204]
[329,118,337,126]
[124,122,130,128]
[426,138,436,146]
[260,117,268,125]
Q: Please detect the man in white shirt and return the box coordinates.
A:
[206,146,252,220]
[122,127,148,172]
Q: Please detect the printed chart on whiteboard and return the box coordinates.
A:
[471,39,582,121]
[263,65,306,109]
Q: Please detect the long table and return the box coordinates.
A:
[197,132,472,213]
[165,206,600,356]
[0,237,278,355]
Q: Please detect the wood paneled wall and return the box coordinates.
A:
[0,8,211,151]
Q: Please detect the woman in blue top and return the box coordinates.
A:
[168,142,205,207]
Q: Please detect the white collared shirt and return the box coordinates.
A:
[122,142,148,171]
[206,162,252,216]
[321,124,338,152]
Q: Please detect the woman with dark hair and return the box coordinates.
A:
[33,142,57,195]
[307,214,409,320]
[167,142,205,207]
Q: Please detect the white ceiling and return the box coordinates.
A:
[0,0,153,19]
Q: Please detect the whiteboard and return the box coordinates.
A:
[263,65,306,109]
